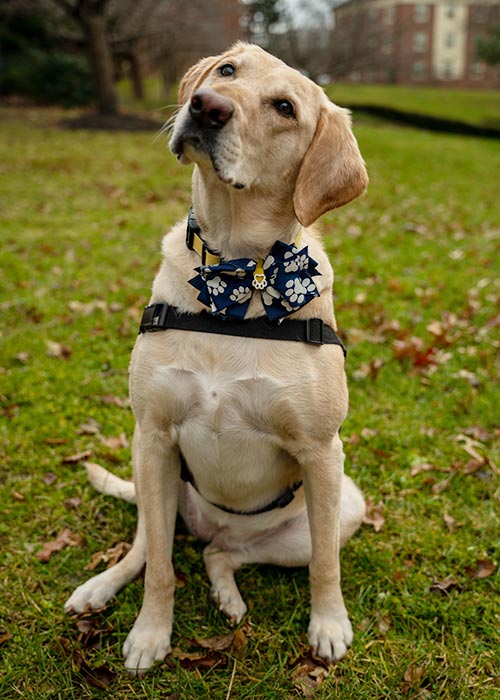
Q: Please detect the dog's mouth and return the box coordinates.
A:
[170,129,245,190]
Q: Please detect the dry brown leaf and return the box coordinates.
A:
[431,476,453,494]
[194,633,234,652]
[46,341,72,359]
[291,660,329,697]
[232,628,249,658]
[454,434,485,464]
[100,433,129,450]
[404,663,426,685]
[170,648,206,661]
[410,461,434,477]
[78,419,101,435]
[36,528,84,562]
[363,497,385,532]
[465,559,497,579]
[99,395,129,408]
[62,449,92,464]
[0,630,11,646]
[429,576,461,594]
[44,437,69,445]
[443,513,457,533]
[84,541,131,571]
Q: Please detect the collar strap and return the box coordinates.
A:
[186,209,222,266]
[139,303,347,352]
[180,452,302,516]
[185,207,303,268]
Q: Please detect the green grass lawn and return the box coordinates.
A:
[326,83,500,129]
[1,105,499,699]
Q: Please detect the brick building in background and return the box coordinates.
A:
[333,0,500,87]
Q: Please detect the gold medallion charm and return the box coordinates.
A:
[252,260,267,290]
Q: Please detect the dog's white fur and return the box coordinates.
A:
[65,43,368,674]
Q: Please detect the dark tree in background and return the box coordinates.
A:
[476,25,500,67]
[50,0,118,114]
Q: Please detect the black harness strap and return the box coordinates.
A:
[180,452,302,516]
[139,303,347,353]
[138,302,346,516]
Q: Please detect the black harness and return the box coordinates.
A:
[137,214,347,516]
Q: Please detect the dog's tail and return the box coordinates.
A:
[84,462,136,504]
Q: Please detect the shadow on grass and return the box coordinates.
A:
[347,104,500,139]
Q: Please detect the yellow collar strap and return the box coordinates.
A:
[186,209,303,290]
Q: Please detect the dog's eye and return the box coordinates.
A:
[218,63,235,77]
[274,100,295,117]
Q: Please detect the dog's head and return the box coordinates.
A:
[169,42,368,227]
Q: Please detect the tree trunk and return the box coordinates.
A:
[129,42,145,100]
[84,13,118,115]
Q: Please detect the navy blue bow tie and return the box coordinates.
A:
[189,239,321,322]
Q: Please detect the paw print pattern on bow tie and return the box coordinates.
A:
[189,241,321,321]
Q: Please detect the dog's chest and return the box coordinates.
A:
[148,357,299,507]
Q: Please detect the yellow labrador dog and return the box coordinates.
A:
[65,42,368,674]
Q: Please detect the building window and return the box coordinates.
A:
[413,31,428,52]
[445,33,455,47]
[382,35,394,54]
[412,61,426,80]
[441,61,454,79]
[414,4,429,23]
[470,62,485,79]
[473,6,487,23]
[446,3,455,19]
[384,6,395,24]
[368,6,378,21]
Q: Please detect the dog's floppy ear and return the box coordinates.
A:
[178,55,218,105]
[293,105,368,228]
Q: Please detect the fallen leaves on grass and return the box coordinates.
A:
[56,636,116,689]
[68,300,122,316]
[99,394,129,408]
[352,358,385,381]
[46,340,72,359]
[78,419,100,435]
[194,633,234,652]
[168,626,251,672]
[100,432,129,450]
[363,497,385,532]
[85,541,131,571]
[429,576,461,594]
[0,630,11,646]
[36,528,84,562]
[465,559,496,580]
[290,649,331,697]
[62,449,92,464]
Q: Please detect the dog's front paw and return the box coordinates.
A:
[65,573,114,613]
[308,611,353,662]
[123,618,172,676]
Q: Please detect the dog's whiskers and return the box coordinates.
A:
[154,106,180,144]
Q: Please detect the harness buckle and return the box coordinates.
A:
[305,318,324,345]
[139,303,169,333]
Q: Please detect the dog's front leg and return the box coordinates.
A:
[122,428,179,675]
[301,433,353,662]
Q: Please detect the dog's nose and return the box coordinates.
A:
[189,89,234,129]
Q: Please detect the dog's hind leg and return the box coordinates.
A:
[203,473,364,623]
[65,511,146,613]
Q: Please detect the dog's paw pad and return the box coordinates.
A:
[210,586,247,624]
[123,625,171,675]
[308,612,353,662]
